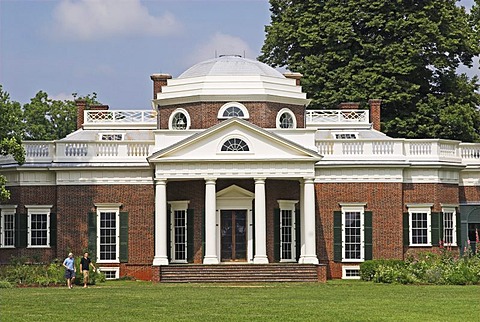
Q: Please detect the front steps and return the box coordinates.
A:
[159,264,326,283]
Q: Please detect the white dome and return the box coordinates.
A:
[178,55,284,79]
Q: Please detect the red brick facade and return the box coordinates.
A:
[157,102,305,130]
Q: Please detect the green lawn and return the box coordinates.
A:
[1,280,478,321]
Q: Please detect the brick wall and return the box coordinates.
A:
[315,182,404,278]
[459,186,480,203]
[158,102,305,130]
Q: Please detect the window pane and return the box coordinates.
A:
[280,209,293,260]
[100,212,117,261]
[411,212,428,245]
[221,138,249,151]
[172,112,187,130]
[223,106,244,117]
[173,210,187,261]
[344,211,361,259]
[279,112,294,128]
[30,213,48,246]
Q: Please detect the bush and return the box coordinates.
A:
[364,251,480,285]
[360,259,406,281]
[0,280,13,288]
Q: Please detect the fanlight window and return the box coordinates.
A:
[223,106,244,118]
[172,112,188,130]
[279,112,294,128]
[221,138,250,152]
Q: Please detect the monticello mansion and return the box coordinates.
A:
[1,56,480,282]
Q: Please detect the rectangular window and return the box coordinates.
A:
[408,205,432,246]
[342,266,361,279]
[100,133,124,141]
[344,211,362,260]
[173,210,187,261]
[98,267,119,280]
[169,201,189,263]
[99,211,118,262]
[340,204,366,262]
[25,206,52,248]
[277,200,298,262]
[0,206,16,248]
[334,133,357,139]
[443,210,456,246]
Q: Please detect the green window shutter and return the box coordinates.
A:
[187,209,195,263]
[49,213,57,247]
[456,212,461,246]
[15,213,27,248]
[333,211,342,262]
[273,208,280,262]
[431,212,440,246]
[88,212,97,260]
[295,208,301,261]
[364,211,373,260]
[403,213,409,246]
[167,207,171,261]
[119,212,129,262]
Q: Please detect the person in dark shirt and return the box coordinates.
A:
[80,252,96,288]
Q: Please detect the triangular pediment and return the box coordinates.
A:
[216,185,254,199]
[148,118,321,163]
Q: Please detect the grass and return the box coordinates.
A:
[1,280,478,321]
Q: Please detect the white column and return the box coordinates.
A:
[298,180,306,263]
[153,179,169,266]
[203,178,219,264]
[302,177,319,264]
[254,178,269,264]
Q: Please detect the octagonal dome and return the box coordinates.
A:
[178,55,285,79]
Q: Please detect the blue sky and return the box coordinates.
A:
[0,0,477,110]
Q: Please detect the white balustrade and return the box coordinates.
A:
[306,110,369,124]
[85,110,157,124]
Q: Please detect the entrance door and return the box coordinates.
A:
[221,210,247,262]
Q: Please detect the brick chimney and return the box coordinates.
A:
[150,74,172,99]
[369,99,382,131]
[89,104,109,111]
[76,99,87,130]
[337,102,360,110]
[283,72,303,86]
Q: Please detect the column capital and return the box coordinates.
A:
[154,178,168,185]
[204,177,217,184]
[303,177,315,184]
[254,177,266,183]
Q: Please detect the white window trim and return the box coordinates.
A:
[442,207,457,247]
[168,108,191,130]
[278,200,298,263]
[276,108,297,129]
[95,204,121,264]
[168,200,190,264]
[217,102,249,119]
[407,205,433,247]
[217,135,253,154]
[0,205,17,248]
[342,265,361,280]
[341,205,365,262]
[25,205,52,248]
[98,267,120,280]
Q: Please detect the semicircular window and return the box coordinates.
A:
[172,112,188,130]
[221,138,250,151]
[279,112,294,128]
[223,106,244,118]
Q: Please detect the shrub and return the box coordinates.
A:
[360,259,406,281]
[0,280,13,288]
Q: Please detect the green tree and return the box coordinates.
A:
[23,91,99,140]
[0,85,25,201]
[260,0,480,141]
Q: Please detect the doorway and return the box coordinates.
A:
[220,210,247,262]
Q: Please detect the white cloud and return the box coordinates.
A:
[185,32,256,66]
[50,0,182,41]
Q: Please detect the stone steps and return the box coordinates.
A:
[159,264,323,283]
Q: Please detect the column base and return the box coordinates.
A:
[152,256,169,266]
[253,255,269,264]
[300,255,318,264]
[203,256,219,264]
